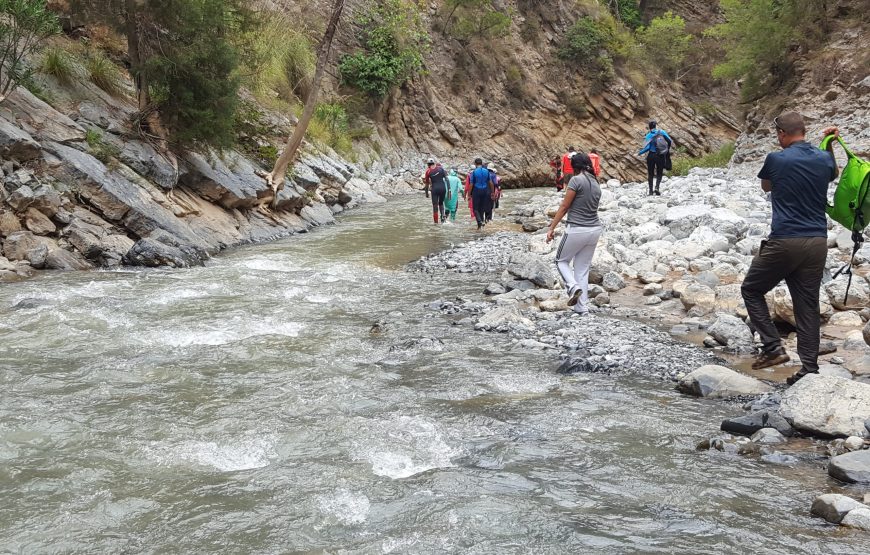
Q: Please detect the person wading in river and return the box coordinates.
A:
[740,113,840,385]
[424,158,449,224]
[445,169,463,222]
[546,152,603,316]
[470,158,495,230]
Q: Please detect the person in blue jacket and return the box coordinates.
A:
[639,120,673,196]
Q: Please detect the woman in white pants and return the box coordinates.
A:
[546,152,603,315]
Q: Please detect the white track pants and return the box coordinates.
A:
[555,225,603,313]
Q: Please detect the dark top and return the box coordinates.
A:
[471,167,491,190]
[757,141,837,238]
[566,173,601,227]
[426,165,448,191]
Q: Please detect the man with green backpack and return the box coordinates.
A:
[740,113,840,386]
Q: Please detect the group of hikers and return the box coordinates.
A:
[421,113,849,387]
[545,112,844,386]
[423,157,502,230]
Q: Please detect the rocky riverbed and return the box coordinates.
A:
[410,167,870,531]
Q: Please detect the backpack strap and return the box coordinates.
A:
[819,134,857,160]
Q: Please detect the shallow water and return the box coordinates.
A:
[1,192,868,554]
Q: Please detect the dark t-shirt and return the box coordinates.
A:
[426,165,448,192]
[757,141,836,238]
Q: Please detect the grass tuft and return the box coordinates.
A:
[670,142,735,176]
[84,50,124,95]
[40,46,82,84]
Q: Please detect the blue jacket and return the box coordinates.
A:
[639,129,673,155]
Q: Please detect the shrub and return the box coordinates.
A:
[449,1,513,43]
[84,49,124,95]
[85,127,121,164]
[670,142,735,176]
[564,94,588,118]
[0,0,60,101]
[40,45,81,84]
[706,0,822,100]
[339,0,429,98]
[635,12,692,78]
[609,0,642,29]
[557,15,624,89]
[519,16,541,43]
[244,11,314,102]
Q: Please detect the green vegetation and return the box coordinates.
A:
[608,0,642,29]
[706,0,824,100]
[635,12,691,77]
[85,128,121,164]
[0,0,60,101]
[557,16,619,88]
[670,142,735,176]
[40,45,81,83]
[84,49,124,95]
[141,0,252,148]
[339,0,429,98]
[444,0,512,43]
[244,11,314,102]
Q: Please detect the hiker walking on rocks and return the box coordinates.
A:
[546,152,603,316]
[639,121,672,196]
[740,113,840,385]
[470,158,495,230]
[445,169,463,222]
[424,158,449,224]
[561,146,577,190]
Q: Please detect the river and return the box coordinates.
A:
[1,191,868,554]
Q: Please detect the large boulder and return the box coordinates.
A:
[123,235,204,268]
[841,507,870,531]
[825,278,870,311]
[23,207,56,235]
[811,494,865,524]
[1,230,53,266]
[828,450,870,483]
[780,374,870,437]
[182,150,271,210]
[707,313,753,350]
[662,204,712,239]
[679,282,717,314]
[507,252,556,288]
[44,247,91,271]
[769,284,832,326]
[602,271,626,292]
[677,365,772,398]
[0,210,22,237]
[66,216,135,267]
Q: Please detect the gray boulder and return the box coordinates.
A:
[44,247,91,271]
[484,282,506,296]
[123,236,203,268]
[507,252,556,288]
[602,271,626,292]
[182,150,271,209]
[707,313,753,350]
[679,282,717,314]
[475,305,534,331]
[1,231,53,266]
[677,365,772,398]
[825,278,870,311]
[829,449,870,483]
[811,494,865,524]
[23,208,56,236]
[780,374,870,437]
[0,117,41,161]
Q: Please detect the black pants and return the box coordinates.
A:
[647,153,664,193]
[740,237,827,372]
[472,188,490,226]
[431,185,446,222]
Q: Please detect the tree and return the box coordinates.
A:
[635,11,691,77]
[443,0,512,44]
[0,0,60,103]
[264,0,346,198]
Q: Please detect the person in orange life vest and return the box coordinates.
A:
[561,146,576,187]
[589,149,602,177]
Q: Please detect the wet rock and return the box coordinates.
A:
[707,313,753,351]
[829,450,870,483]
[811,494,865,524]
[557,357,607,375]
[751,428,787,445]
[721,410,793,437]
[475,305,534,331]
[677,365,772,398]
[780,374,870,437]
[123,236,204,268]
[507,252,556,288]
[841,507,870,531]
[760,452,798,465]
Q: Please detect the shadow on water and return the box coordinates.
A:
[0,190,868,553]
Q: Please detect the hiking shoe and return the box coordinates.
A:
[654,190,661,196]
[567,287,582,307]
[751,350,790,370]
[786,368,818,386]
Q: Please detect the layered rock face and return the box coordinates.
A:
[0,82,385,275]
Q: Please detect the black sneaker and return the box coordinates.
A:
[786,368,818,386]
[751,350,790,370]
[654,190,661,196]
[567,287,582,307]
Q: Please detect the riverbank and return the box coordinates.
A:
[409,170,870,531]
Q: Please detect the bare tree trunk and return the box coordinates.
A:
[125,0,148,111]
[265,0,346,198]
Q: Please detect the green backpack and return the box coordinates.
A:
[819,134,870,305]
[819,135,870,232]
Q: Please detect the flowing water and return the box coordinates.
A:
[1,192,868,554]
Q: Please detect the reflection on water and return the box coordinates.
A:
[0,191,868,553]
